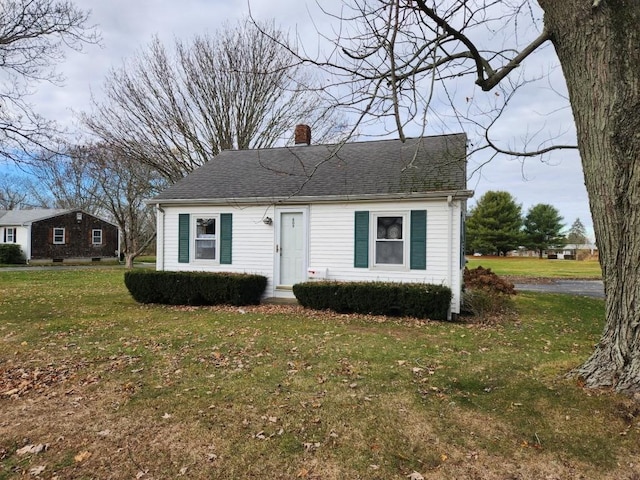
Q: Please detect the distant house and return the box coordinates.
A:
[150,127,473,316]
[0,209,119,262]
[548,243,598,260]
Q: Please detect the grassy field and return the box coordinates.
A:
[466,256,602,279]
[0,268,637,479]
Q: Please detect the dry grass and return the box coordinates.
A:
[0,268,638,479]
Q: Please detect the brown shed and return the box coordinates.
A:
[0,209,119,262]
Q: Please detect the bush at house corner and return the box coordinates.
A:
[0,244,26,264]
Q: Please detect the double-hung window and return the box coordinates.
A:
[92,229,103,245]
[178,213,232,264]
[374,214,406,266]
[4,227,16,243]
[53,228,65,244]
[195,217,217,260]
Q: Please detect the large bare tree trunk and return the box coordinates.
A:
[540,0,640,392]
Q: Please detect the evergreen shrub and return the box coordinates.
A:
[292,281,452,320]
[124,270,267,306]
[0,244,26,264]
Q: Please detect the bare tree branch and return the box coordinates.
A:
[264,0,574,161]
[82,19,347,183]
[0,0,99,162]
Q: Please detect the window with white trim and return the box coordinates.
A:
[373,214,406,266]
[92,229,103,245]
[354,210,426,270]
[195,217,217,260]
[53,228,65,244]
[4,227,16,243]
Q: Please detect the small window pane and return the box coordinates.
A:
[376,241,404,264]
[197,218,216,237]
[196,240,216,259]
[376,217,403,239]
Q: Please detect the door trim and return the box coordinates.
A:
[274,206,309,294]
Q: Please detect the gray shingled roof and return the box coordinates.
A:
[0,209,71,226]
[153,133,469,203]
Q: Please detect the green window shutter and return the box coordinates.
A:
[354,211,369,268]
[220,213,232,265]
[178,214,190,263]
[410,210,427,270]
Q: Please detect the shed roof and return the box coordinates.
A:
[0,209,118,228]
[152,133,471,204]
[0,209,71,226]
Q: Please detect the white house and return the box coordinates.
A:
[150,127,473,315]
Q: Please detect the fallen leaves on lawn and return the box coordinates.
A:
[29,465,46,476]
[170,303,438,327]
[0,363,85,398]
[74,450,92,462]
[16,444,49,456]
[407,472,424,480]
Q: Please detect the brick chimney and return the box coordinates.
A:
[294,124,311,145]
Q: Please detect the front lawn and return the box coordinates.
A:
[0,269,636,479]
[466,256,602,279]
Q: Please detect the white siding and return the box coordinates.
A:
[159,205,277,295]
[307,199,465,314]
[157,197,466,314]
[1,226,30,261]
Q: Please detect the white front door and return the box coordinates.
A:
[278,211,306,286]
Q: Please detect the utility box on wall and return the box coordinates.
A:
[307,267,328,279]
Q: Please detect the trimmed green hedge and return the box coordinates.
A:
[0,244,26,264]
[292,281,452,320]
[124,270,267,306]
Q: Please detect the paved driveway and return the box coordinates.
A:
[514,280,604,298]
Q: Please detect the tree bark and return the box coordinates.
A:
[539,0,640,392]
[125,254,135,270]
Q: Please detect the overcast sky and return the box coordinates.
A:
[20,0,594,240]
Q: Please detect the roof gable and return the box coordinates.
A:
[153,133,469,203]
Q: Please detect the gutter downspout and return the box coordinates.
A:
[156,204,165,271]
[447,195,454,319]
